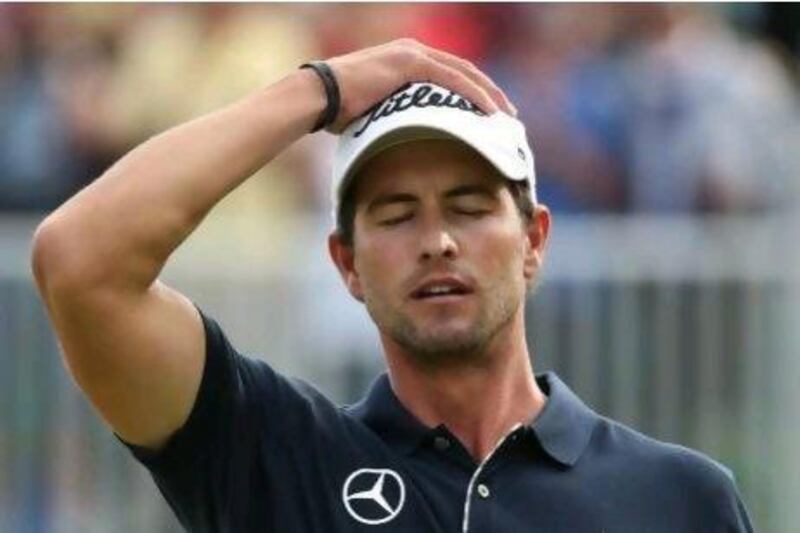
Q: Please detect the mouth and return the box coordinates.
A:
[410,277,474,302]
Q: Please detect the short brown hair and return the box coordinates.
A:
[334,177,534,248]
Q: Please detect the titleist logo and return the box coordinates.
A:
[353,83,486,138]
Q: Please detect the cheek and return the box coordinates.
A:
[471,224,526,274]
[355,236,410,295]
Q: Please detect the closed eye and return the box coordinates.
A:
[454,208,489,216]
[379,213,413,226]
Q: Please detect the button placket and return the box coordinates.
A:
[461,423,523,532]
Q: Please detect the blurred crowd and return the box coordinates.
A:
[0,3,798,218]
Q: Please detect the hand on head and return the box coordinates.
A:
[322,38,517,134]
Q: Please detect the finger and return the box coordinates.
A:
[410,54,499,116]
[422,47,517,116]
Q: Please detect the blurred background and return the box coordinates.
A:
[1,3,799,532]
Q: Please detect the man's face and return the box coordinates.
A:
[330,139,549,367]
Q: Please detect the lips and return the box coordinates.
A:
[410,276,473,300]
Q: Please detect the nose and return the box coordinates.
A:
[418,219,459,262]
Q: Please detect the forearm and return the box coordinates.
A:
[33,68,325,294]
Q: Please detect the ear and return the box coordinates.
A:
[522,204,551,281]
[328,232,365,303]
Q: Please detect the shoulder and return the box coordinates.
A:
[591,416,734,485]
[572,415,753,530]
[198,309,329,403]
[188,308,349,436]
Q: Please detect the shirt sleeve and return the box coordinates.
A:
[696,457,756,533]
[116,304,281,531]
[723,477,756,533]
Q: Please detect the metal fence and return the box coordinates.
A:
[1,213,798,532]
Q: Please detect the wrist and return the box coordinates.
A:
[298,61,341,133]
[294,67,329,132]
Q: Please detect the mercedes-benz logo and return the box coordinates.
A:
[342,468,406,525]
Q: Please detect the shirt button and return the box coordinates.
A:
[433,436,451,451]
[477,483,490,499]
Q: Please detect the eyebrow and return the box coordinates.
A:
[365,183,498,215]
[443,184,497,199]
[365,193,418,215]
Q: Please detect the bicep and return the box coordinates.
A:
[45,279,205,450]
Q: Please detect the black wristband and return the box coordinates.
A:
[299,61,341,133]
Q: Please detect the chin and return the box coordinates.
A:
[369,298,505,362]
[399,322,491,362]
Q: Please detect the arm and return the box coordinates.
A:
[30,38,515,450]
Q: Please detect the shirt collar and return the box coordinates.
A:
[347,371,598,467]
[527,371,598,467]
[347,373,433,455]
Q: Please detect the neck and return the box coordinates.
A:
[382,313,546,462]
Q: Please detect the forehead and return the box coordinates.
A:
[351,139,504,202]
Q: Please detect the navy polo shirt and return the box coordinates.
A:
[121,308,754,532]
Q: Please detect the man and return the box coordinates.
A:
[32,39,752,531]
